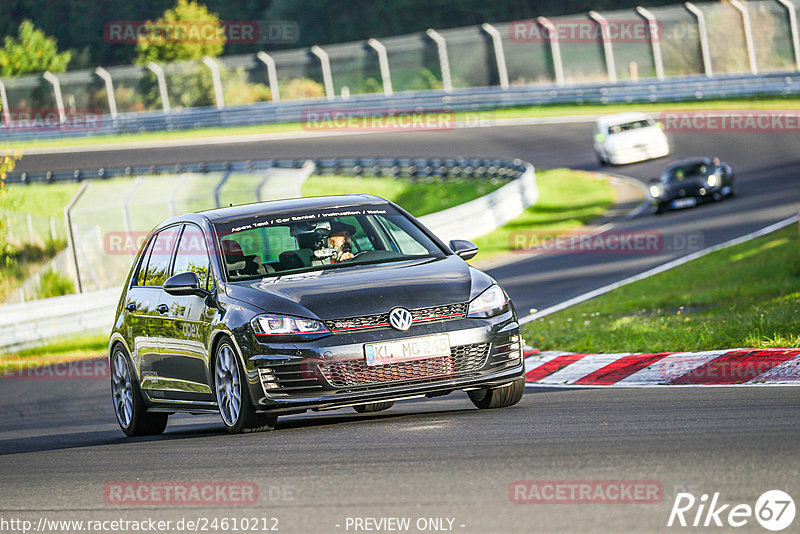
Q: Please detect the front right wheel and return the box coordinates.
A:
[468,377,525,409]
[213,339,277,434]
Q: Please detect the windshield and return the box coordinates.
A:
[662,162,710,183]
[608,119,654,135]
[212,204,445,281]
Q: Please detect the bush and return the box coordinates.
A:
[280,78,325,99]
[37,269,74,299]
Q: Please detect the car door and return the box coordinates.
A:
[134,225,181,396]
[157,223,217,402]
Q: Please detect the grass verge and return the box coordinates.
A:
[302,175,502,216]
[472,169,616,261]
[522,224,800,352]
[4,95,800,151]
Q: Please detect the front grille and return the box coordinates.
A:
[319,342,489,388]
[323,303,468,333]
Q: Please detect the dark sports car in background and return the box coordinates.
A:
[109,195,525,436]
[648,157,735,213]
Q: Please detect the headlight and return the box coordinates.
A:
[649,185,662,198]
[468,285,509,318]
[707,173,718,187]
[251,314,331,339]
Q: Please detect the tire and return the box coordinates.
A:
[468,377,525,409]
[110,345,168,437]
[213,339,277,434]
[596,152,607,166]
[653,203,667,215]
[353,401,394,413]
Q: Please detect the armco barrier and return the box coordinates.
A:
[2,72,800,143]
[0,158,535,352]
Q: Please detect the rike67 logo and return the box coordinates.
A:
[668,490,795,531]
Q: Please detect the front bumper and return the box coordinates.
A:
[240,312,524,413]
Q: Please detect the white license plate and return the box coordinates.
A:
[364,334,451,366]
[671,198,697,209]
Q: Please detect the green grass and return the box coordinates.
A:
[302,176,503,216]
[523,225,800,353]
[473,169,616,260]
[4,95,800,151]
[3,181,81,217]
[0,333,107,372]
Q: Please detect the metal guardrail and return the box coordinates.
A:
[0,157,535,352]
[6,156,527,185]
[2,71,800,143]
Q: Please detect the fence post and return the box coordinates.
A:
[425,29,453,92]
[26,213,35,244]
[146,62,171,113]
[367,38,394,96]
[777,0,800,71]
[42,72,66,124]
[636,6,665,81]
[310,46,335,100]
[537,17,565,86]
[122,177,144,234]
[202,56,225,109]
[214,170,233,208]
[481,23,510,90]
[49,216,57,242]
[588,11,618,83]
[256,51,281,102]
[0,81,10,126]
[94,67,118,119]
[64,182,89,294]
[169,174,191,216]
[685,2,713,77]
[730,0,758,74]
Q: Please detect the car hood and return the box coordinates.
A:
[224,255,491,320]
[664,177,707,192]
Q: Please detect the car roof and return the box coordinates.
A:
[665,157,714,170]
[198,194,392,223]
[596,111,652,127]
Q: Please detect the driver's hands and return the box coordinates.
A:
[339,252,355,261]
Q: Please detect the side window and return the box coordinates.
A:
[133,236,156,286]
[144,227,180,287]
[172,224,211,290]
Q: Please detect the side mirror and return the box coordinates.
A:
[449,239,479,261]
[164,271,205,296]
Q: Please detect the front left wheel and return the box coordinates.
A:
[213,339,277,434]
[110,346,168,437]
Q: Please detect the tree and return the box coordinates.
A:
[0,150,22,267]
[135,0,226,64]
[0,20,71,77]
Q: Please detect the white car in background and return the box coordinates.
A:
[593,112,670,165]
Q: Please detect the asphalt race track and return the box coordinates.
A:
[3,121,800,532]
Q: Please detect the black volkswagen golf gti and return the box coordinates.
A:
[109,195,525,436]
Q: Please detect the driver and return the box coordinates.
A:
[328,222,356,263]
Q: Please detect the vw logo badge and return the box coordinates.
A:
[389,308,413,331]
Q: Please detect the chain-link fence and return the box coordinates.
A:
[3,1,795,127]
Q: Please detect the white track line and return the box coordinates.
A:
[519,215,799,325]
